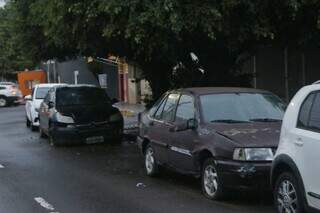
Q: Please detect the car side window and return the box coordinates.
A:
[154,96,168,120]
[308,93,320,131]
[0,87,5,90]
[175,95,195,122]
[162,93,179,122]
[297,93,315,129]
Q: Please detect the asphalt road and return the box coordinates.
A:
[0,106,275,213]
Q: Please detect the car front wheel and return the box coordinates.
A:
[0,97,7,107]
[144,145,159,177]
[26,117,31,127]
[202,158,226,200]
[274,172,305,213]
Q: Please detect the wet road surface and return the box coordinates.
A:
[0,106,274,213]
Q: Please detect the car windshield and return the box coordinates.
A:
[56,87,111,106]
[35,87,50,99]
[200,93,285,123]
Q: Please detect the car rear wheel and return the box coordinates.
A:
[39,127,47,138]
[145,145,159,177]
[30,123,37,131]
[26,117,31,127]
[0,97,7,107]
[274,172,304,213]
[202,158,226,200]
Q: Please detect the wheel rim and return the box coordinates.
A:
[0,98,6,107]
[145,148,155,174]
[277,180,298,213]
[203,165,219,197]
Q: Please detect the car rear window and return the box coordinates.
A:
[56,87,111,106]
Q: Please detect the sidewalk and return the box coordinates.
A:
[113,102,146,136]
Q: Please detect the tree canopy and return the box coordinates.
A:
[1,0,320,98]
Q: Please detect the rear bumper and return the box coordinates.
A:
[50,124,123,145]
[216,160,272,190]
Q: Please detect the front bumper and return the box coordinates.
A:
[216,160,272,190]
[50,123,123,145]
[6,96,20,103]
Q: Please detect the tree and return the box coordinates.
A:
[2,0,320,99]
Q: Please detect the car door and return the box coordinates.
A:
[295,91,320,209]
[148,93,179,165]
[168,94,198,172]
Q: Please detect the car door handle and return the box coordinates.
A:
[294,138,304,147]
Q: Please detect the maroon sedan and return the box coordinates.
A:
[137,87,286,200]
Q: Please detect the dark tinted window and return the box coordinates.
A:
[162,93,179,122]
[35,87,50,99]
[56,87,111,106]
[0,87,5,90]
[175,95,195,121]
[297,93,315,128]
[308,93,320,131]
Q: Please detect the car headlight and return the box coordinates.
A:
[56,112,74,124]
[109,112,123,122]
[233,148,274,161]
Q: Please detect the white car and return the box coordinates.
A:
[0,83,22,107]
[25,84,65,130]
[271,82,320,213]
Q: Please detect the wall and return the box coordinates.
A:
[243,46,320,102]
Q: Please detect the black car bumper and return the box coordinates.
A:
[6,96,20,103]
[216,160,272,190]
[50,123,123,145]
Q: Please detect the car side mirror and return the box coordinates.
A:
[25,95,32,101]
[48,101,54,109]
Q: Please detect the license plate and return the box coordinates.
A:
[86,136,104,144]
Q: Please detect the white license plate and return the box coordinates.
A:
[86,136,104,144]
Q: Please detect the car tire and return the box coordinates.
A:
[26,117,31,127]
[0,96,7,107]
[201,158,226,200]
[274,172,305,213]
[112,133,123,145]
[49,135,59,147]
[144,144,159,177]
[39,128,47,138]
[30,123,37,131]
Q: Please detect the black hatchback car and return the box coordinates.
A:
[39,85,123,146]
[137,87,286,200]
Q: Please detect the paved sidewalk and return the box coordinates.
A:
[113,102,146,136]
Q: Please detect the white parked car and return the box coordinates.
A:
[25,84,65,130]
[271,83,320,213]
[0,83,22,107]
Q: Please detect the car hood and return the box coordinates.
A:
[57,105,119,124]
[205,122,281,148]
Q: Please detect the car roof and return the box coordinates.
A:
[173,87,269,96]
[0,82,16,85]
[34,83,67,88]
[58,84,97,88]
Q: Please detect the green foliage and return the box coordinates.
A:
[1,0,320,98]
